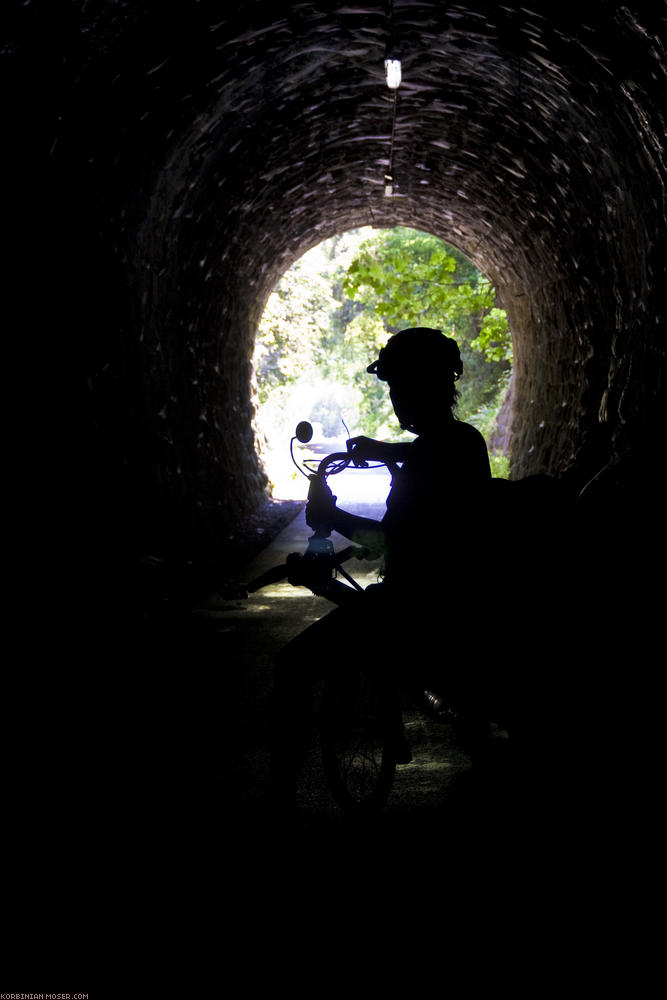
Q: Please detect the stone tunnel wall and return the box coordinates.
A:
[6,0,666,573]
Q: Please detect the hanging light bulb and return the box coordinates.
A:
[384,174,394,198]
[384,57,402,90]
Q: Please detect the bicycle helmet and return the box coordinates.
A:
[367,328,463,382]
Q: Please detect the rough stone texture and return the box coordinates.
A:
[5,1,666,570]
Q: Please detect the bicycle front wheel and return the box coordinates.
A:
[320,669,397,818]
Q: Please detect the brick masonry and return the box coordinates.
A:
[6,1,665,564]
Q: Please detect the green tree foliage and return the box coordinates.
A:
[254,227,513,453]
[338,228,513,435]
[471,308,514,363]
[253,248,338,404]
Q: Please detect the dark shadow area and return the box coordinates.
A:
[2,3,665,952]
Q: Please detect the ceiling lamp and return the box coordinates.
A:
[384,57,402,90]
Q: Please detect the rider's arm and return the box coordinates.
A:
[306,479,386,555]
[346,436,412,466]
[330,507,385,556]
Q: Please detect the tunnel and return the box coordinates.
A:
[4,1,667,927]
[7,0,666,589]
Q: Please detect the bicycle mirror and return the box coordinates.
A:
[295,421,314,444]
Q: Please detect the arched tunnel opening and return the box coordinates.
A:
[5,2,666,908]
[9,2,664,586]
[253,225,513,499]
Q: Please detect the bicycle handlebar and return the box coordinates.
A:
[304,448,378,482]
[237,429,389,605]
[314,451,355,477]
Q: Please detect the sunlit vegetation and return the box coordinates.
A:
[253,227,512,495]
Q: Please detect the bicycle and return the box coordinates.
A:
[235,425,624,832]
[239,421,488,820]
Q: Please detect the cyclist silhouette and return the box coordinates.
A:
[270,328,492,809]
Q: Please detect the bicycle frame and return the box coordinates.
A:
[240,431,403,816]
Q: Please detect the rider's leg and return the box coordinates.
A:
[270,586,413,802]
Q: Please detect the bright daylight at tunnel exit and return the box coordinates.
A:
[253,226,513,501]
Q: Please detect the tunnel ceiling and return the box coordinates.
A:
[7,1,666,563]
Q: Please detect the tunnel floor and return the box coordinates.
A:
[22,493,650,954]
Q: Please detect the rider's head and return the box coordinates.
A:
[367,328,462,433]
[367,328,463,384]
